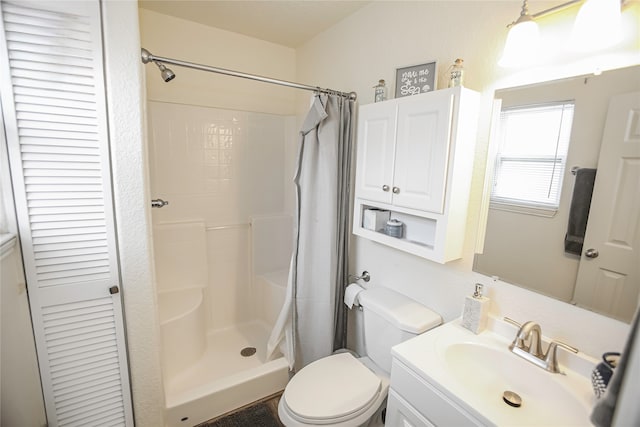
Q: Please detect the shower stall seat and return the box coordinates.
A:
[155,217,292,426]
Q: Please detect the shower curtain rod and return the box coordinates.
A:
[141,48,357,101]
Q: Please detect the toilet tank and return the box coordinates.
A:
[358,287,442,373]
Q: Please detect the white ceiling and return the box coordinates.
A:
[138,1,370,48]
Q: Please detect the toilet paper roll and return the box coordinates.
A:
[344,283,365,309]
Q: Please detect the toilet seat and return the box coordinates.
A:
[281,353,383,425]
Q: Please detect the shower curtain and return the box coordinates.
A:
[267,93,354,371]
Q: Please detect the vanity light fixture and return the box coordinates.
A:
[499,0,624,68]
[570,0,623,51]
[498,0,543,68]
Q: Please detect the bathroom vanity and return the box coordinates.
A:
[386,319,596,426]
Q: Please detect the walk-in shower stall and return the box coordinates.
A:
[148,101,294,426]
[143,50,355,426]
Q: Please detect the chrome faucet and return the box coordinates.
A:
[504,317,578,373]
[510,320,544,358]
[543,340,580,373]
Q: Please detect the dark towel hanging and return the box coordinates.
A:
[564,168,597,256]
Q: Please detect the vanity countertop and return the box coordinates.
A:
[390,318,597,426]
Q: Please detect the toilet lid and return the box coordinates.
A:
[283,353,381,422]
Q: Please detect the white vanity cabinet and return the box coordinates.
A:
[386,359,482,427]
[353,86,480,263]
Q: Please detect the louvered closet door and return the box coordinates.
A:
[0,1,134,426]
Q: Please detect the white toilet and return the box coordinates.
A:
[278,286,442,426]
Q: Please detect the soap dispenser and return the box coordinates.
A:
[462,283,490,334]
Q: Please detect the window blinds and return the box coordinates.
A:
[491,102,575,210]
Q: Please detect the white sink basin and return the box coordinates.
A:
[391,319,597,426]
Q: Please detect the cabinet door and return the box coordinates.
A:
[355,101,397,204]
[392,91,454,213]
[386,390,435,427]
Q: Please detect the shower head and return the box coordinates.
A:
[155,62,176,82]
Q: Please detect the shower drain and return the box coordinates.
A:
[240,347,257,357]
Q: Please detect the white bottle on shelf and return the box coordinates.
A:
[448,58,464,88]
[374,79,387,102]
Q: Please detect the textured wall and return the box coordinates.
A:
[102,1,165,426]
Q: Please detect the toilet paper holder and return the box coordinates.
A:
[348,271,370,283]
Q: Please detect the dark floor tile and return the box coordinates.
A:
[197,394,284,427]
[205,402,280,427]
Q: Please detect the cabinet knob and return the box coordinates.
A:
[392,187,400,194]
[109,286,120,295]
[382,185,390,192]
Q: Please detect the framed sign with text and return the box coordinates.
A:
[395,61,437,98]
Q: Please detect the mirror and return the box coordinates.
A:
[474,65,640,323]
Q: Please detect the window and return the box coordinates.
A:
[491,102,575,213]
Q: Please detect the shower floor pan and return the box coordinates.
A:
[164,320,289,427]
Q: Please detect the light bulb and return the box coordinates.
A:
[499,17,542,68]
[570,0,622,52]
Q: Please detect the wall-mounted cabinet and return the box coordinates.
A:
[353,86,480,263]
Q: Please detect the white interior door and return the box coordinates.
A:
[0,1,133,425]
[573,91,640,322]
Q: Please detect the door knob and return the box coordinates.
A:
[584,248,599,259]
[109,286,120,294]
[382,185,390,192]
[392,187,400,194]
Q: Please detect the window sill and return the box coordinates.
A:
[489,201,557,218]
